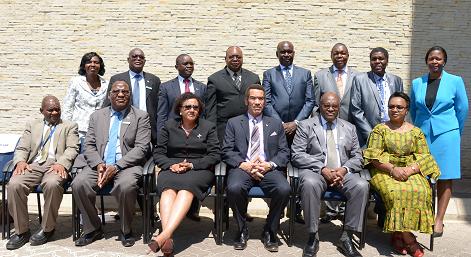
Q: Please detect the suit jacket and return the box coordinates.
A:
[84,106,151,170]
[156,77,207,140]
[350,71,403,146]
[291,117,362,173]
[103,71,161,145]
[410,70,469,137]
[313,66,358,120]
[222,114,289,170]
[13,119,80,171]
[263,65,315,122]
[205,67,261,143]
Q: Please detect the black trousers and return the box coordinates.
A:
[226,168,290,234]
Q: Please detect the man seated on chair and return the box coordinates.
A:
[291,92,368,257]
[6,95,79,250]
[71,80,151,247]
[222,84,290,252]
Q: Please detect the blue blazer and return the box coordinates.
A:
[410,70,469,136]
[263,65,315,123]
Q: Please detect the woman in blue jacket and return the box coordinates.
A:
[410,46,468,237]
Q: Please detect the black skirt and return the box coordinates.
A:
[157,169,214,201]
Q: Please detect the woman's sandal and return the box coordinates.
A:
[391,234,407,255]
[432,224,444,238]
[147,239,161,253]
[406,239,424,257]
[161,238,174,257]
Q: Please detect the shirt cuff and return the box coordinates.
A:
[342,166,351,173]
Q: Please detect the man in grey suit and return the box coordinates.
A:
[156,54,207,221]
[263,41,315,144]
[104,48,160,145]
[205,46,261,144]
[223,84,290,252]
[291,92,368,257]
[72,81,151,247]
[350,47,403,147]
[6,96,79,250]
[157,54,206,140]
[314,43,358,224]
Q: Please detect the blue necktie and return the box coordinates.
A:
[376,77,387,122]
[133,74,141,108]
[105,112,122,164]
[284,67,293,94]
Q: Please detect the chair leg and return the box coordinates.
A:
[142,175,149,244]
[360,199,369,249]
[100,195,105,225]
[287,192,295,247]
[2,180,6,240]
[37,193,42,224]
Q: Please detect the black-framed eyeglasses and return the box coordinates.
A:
[388,105,406,111]
[111,89,130,95]
[130,54,145,60]
[182,105,199,111]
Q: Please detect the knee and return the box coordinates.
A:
[7,177,25,192]
[226,183,246,198]
[275,182,291,198]
[356,179,370,194]
[41,179,63,193]
[300,175,323,194]
[112,182,138,197]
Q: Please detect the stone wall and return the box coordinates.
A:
[1,0,470,176]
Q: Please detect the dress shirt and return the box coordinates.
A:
[33,122,57,163]
[333,65,348,88]
[129,70,146,111]
[62,75,108,138]
[279,64,294,79]
[246,114,266,162]
[226,67,241,82]
[373,73,391,122]
[319,116,350,172]
[103,108,124,163]
[178,75,195,93]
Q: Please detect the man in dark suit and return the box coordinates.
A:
[263,41,315,144]
[291,92,368,257]
[350,47,403,147]
[6,96,79,250]
[313,43,358,223]
[157,54,206,140]
[205,46,261,144]
[104,48,160,145]
[156,54,207,221]
[72,81,151,247]
[222,84,290,252]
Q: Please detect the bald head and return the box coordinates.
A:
[225,46,243,72]
[40,95,61,125]
[320,92,340,122]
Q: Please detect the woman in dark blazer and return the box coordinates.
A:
[410,46,469,237]
[148,93,220,256]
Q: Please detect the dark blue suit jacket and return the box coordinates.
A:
[263,65,315,123]
[222,114,289,169]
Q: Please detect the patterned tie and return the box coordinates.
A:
[233,72,241,90]
[326,122,339,168]
[38,126,52,164]
[133,74,141,108]
[105,112,122,165]
[375,77,387,122]
[249,119,260,161]
[184,78,191,93]
[336,70,344,98]
[284,67,293,94]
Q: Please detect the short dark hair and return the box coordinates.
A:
[78,52,105,76]
[370,47,389,60]
[173,92,205,116]
[425,46,447,64]
[389,91,410,110]
[244,84,265,99]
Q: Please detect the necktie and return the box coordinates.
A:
[184,78,191,93]
[38,126,52,164]
[284,67,293,94]
[249,119,260,161]
[326,122,339,168]
[233,73,241,90]
[105,112,122,165]
[133,74,141,108]
[336,70,344,98]
[376,77,387,121]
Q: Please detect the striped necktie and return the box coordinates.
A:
[249,119,260,161]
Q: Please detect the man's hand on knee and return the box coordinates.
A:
[13,161,32,175]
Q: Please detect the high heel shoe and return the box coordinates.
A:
[391,234,407,255]
[433,224,444,237]
[147,239,161,253]
[161,238,174,257]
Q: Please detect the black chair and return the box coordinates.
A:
[71,158,155,243]
[287,162,369,249]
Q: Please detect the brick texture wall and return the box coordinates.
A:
[1,0,470,176]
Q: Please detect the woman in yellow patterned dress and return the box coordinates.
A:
[364,92,440,257]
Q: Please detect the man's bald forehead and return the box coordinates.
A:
[331,43,348,52]
[129,48,144,57]
[321,92,340,104]
[277,41,294,50]
[42,95,59,108]
[112,80,130,89]
[226,46,242,56]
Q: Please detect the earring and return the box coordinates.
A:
[179,113,182,115]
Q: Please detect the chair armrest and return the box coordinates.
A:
[4,160,14,172]
[215,161,226,176]
[143,158,155,176]
[287,162,299,178]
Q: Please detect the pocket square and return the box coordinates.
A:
[122,121,131,125]
[270,131,277,136]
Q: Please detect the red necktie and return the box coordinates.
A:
[184,78,190,93]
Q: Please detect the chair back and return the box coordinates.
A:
[0,134,21,181]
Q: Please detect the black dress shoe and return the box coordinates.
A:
[303,238,319,257]
[261,230,278,252]
[320,214,337,224]
[30,229,55,246]
[6,231,31,250]
[75,228,104,247]
[337,237,362,257]
[119,231,135,247]
[233,228,249,250]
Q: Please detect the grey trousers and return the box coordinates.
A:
[7,159,66,234]
[71,165,141,235]
[299,170,369,233]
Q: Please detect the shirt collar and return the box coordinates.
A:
[226,67,240,77]
[110,107,127,118]
[178,75,192,84]
[247,113,263,123]
[333,65,348,74]
[373,72,387,83]
[319,115,337,128]
[279,64,293,71]
[129,70,144,78]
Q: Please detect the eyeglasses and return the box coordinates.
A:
[111,89,130,95]
[388,105,406,111]
[130,54,145,60]
[182,105,199,111]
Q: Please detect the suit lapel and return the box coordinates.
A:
[120,108,133,144]
[223,68,239,91]
[336,120,346,163]
[171,78,182,97]
[328,66,339,93]
[367,72,382,108]
[240,115,250,154]
[313,118,327,155]
[276,66,290,95]
[262,116,270,159]
[52,122,63,154]
[31,120,44,158]
[343,68,354,96]
[143,72,153,102]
